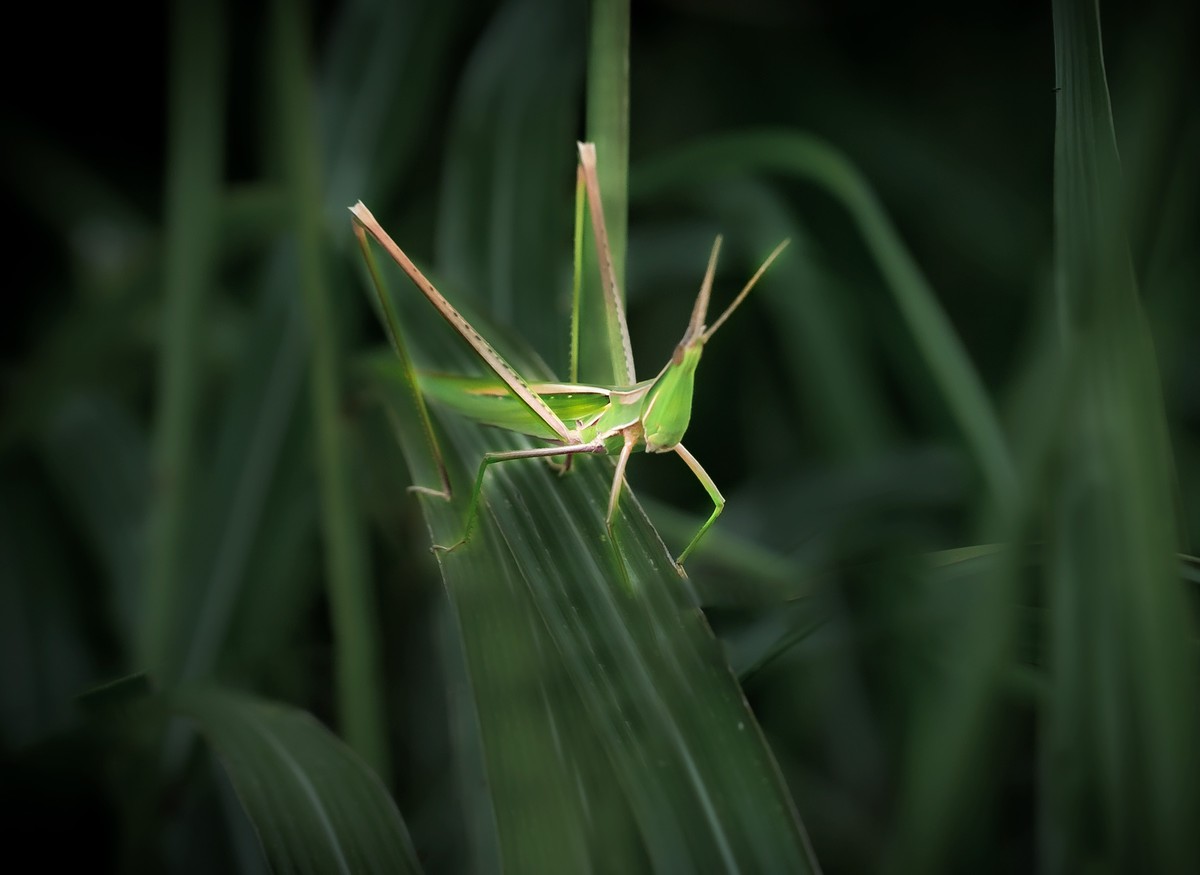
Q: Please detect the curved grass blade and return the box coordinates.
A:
[173,686,422,875]
[631,131,1017,523]
[684,179,894,460]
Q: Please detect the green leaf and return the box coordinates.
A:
[173,686,423,875]
[271,0,388,775]
[1042,0,1200,871]
[143,0,228,681]
[366,347,819,872]
[39,394,148,646]
[583,0,632,387]
[0,474,98,749]
[320,0,471,207]
[155,263,312,691]
[436,0,584,374]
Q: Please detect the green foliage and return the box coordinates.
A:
[174,685,422,874]
[3,0,1198,872]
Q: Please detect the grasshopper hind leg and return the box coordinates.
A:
[671,443,726,569]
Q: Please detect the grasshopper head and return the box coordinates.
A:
[637,237,722,452]
[641,342,703,452]
[640,236,789,453]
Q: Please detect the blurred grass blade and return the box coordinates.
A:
[142,0,227,681]
[436,0,583,372]
[175,263,311,685]
[1044,0,1200,871]
[320,0,469,208]
[689,179,894,459]
[0,476,97,748]
[174,686,422,875]
[631,131,1017,522]
[40,395,148,646]
[271,0,388,775]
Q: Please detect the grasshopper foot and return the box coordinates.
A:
[408,485,451,501]
[431,537,467,554]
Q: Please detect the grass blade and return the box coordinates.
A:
[271,0,388,774]
[142,0,227,681]
[586,0,630,280]
[174,686,422,875]
[364,339,820,871]
[320,0,470,208]
[1043,0,1200,870]
[688,180,894,459]
[0,477,97,748]
[40,395,148,646]
[631,132,1017,522]
[436,0,584,373]
[176,266,311,685]
[582,0,634,386]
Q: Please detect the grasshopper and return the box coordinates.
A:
[351,142,786,566]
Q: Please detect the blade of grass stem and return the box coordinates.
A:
[586,0,629,285]
[178,272,310,683]
[142,0,227,680]
[1042,1,1200,870]
[582,0,633,385]
[272,0,388,776]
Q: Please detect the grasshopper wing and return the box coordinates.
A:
[420,374,612,442]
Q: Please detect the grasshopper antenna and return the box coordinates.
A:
[702,239,790,342]
[682,235,722,345]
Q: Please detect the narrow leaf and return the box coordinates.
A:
[1043,0,1200,871]
[174,686,422,875]
[143,0,227,680]
[366,347,820,872]
[581,0,633,386]
[272,0,388,775]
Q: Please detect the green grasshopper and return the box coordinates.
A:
[351,142,786,567]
